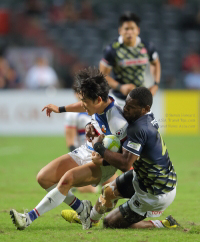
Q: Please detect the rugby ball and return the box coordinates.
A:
[102,135,121,152]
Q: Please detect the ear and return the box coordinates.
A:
[145,105,150,113]
[97,96,102,104]
[137,27,140,35]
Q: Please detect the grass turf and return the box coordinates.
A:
[0,136,200,242]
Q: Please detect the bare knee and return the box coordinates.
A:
[57,171,74,194]
[36,168,48,188]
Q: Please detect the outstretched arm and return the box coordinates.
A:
[42,101,85,117]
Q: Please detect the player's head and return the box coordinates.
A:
[73,67,110,115]
[123,87,152,122]
[119,12,140,46]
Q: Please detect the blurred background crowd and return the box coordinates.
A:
[0,0,200,90]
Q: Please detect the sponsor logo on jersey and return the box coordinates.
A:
[101,125,107,133]
[127,141,141,151]
[133,200,141,208]
[151,211,164,215]
[119,58,148,66]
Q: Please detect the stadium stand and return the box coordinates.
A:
[0,0,199,89]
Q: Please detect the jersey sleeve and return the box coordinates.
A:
[145,41,159,62]
[100,44,115,67]
[107,106,128,142]
[64,112,78,128]
[122,126,147,156]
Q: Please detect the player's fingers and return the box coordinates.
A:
[42,106,47,112]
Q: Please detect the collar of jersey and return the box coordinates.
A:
[98,96,115,115]
[118,36,141,48]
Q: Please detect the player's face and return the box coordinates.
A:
[78,93,99,115]
[119,21,140,46]
[123,96,144,122]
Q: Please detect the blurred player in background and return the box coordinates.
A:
[100,12,161,107]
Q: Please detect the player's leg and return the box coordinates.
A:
[61,170,134,227]
[103,202,146,228]
[90,170,135,224]
[11,163,102,230]
[36,154,78,189]
[129,215,180,229]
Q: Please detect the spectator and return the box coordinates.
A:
[0,57,20,89]
[25,57,59,89]
[184,65,200,89]
[183,50,200,89]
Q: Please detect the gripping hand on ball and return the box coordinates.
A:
[92,134,105,147]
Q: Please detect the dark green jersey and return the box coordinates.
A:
[123,112,177,195]
[101,37,158,100]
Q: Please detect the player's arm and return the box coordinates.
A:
[100,62,136,96]
[149,58,161,96]
[92,146,137,172]
[42,101,85,117]
[99,62,118,90]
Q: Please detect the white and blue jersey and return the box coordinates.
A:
[86,97,128,150]
[68,97,128,185]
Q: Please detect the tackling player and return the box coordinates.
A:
[100,12,161,107]
[10,67,128,230]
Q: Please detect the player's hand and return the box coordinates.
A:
[42,104,59,117]
[120,84,136,96]
[91,151,103,166]
[85,124,98,141]
[92,134,105,146]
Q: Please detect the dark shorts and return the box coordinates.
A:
[116,170,146,223]
[116,170,135,198]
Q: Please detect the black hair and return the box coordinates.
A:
[119,12,141,27]
[129,87,153,108]
[73,67,110,102]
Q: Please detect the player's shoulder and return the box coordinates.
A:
[128,115,148,136]
[105,37,122,50]
[107,103,128,131]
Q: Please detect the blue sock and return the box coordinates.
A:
[28,209,38,222]
[69,197,83,214]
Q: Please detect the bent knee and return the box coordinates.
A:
[57,171,74,189]
[36,169,48,187]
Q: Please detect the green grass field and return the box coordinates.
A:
[0,136,200,242]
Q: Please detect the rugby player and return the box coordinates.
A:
[100,12,161,107]
[64,87,179,229]
[10,67,128,230]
